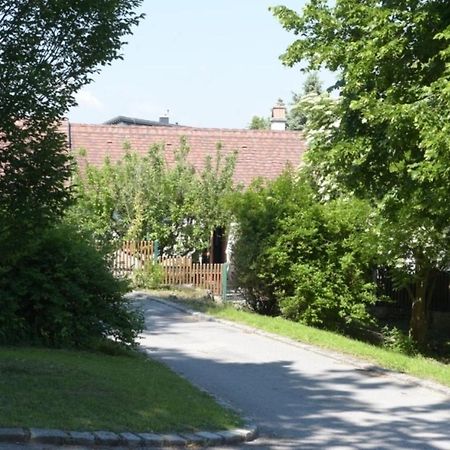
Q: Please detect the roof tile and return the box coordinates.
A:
[66,123,306,186]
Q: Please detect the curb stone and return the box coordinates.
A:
[68,431,96,445]
[0,429,29,443]
[0,423,258,448]
[138,432,165,446]
[119,432,143,447]
[93,430,121,446]
[29,428,69,445]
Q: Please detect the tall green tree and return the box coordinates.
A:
[0,1,143,233]
[0,1,144,347]
[272,0,450,346]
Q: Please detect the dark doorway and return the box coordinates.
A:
[211,227,226,264]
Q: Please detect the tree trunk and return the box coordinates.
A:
[409,272,429,347]
[409,280,428,347]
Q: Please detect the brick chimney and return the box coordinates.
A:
[270,99,287,131]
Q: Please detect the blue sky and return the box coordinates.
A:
[68,1,334,129]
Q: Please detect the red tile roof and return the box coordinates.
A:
[65,122,306,186]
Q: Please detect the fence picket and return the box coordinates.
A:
[112,241,225,296]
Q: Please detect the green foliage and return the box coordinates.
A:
[132,262,165,289]
[249,115,270,130]
[302,72,322,96]
[0,128,74,236]
[382,326,418,356]
[277,198,378,331]
[0,225,143,348]
[70,139,237,255]
[0,0,144,349]
[0,1,143,123]
[230,172,301,315]
[232,170,377,331]
[0,1,143,233]
[286,72,323,131]
[272,0,450,345]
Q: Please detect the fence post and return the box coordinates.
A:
[153,240,159,263]
[221,263,229,301]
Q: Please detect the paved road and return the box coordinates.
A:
[135,293,450,450]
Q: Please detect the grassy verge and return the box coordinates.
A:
[0,346,241,432]
[144,289,450,388]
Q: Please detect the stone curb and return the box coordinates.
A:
[0,424,258,448]
[149,295,450,397]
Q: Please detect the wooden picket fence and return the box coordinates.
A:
[112,241,225,296]
[159,255,223,296]
[112,240,154,278]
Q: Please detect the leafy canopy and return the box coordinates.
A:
[0,0,143,231]
[0,0,143,125]
[286,71,323,131]
[272,0,450,344]
[249,116,270,130]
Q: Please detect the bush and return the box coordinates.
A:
[280,263,377,331]
[382,326,418,355]
[271,196,378,331]
[132,262,164,289]
[231,170,378,331]
[0,224,143,348]
[230,171,305,315]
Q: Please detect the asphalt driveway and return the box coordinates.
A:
[135,293,450,450]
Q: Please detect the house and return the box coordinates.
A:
[64,104,307,262]
[65,104,306,187]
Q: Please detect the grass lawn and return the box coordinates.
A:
[0,346,241,432]
[144,288,450,389]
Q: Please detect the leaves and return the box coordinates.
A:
[273,0,450,344]
[0,0,143,233]
[69,139,237,256]
[231,170,377,329]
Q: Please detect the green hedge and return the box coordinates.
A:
[231,170,378,332]
[0,224,143,348]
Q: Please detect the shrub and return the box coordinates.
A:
[382,326,418,355]
[0,224,143,348]
[270,196,378,331]
[232,170,378,331]
[132,262,164,289]
[230,171,305,315]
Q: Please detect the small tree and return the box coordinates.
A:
[70,139,238,256]
[248,116,270,130]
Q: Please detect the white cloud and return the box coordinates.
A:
[75,90,104,111]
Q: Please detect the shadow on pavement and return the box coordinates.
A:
[132,293,450,450]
